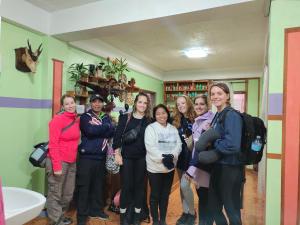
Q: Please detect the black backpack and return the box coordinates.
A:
[220,108,267,165]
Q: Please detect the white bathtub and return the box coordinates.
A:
[3,187,46,225]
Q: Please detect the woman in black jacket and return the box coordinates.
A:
[113,92,152,225]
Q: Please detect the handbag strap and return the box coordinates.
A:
[61,117,77,133]
[122,113,132,135]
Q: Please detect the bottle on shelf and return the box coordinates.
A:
[251,136,262,152]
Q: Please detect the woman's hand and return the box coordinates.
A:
[54,170,62,176]
[114,149,123,165]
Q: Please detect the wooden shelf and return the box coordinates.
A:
[163,80,211,103]
[165,89,207,92]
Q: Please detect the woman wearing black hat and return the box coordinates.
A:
[76,94,115,225]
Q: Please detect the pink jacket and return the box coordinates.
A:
[48,111,80,172]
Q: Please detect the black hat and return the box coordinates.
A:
[90,94,104,102]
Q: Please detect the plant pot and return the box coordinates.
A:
[75,86,81,95]
[80,86,88,97]
[95,69,103,78]
[80,75,89,82]
[66,90,75,97]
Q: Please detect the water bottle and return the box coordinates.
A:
[251,136,262,152]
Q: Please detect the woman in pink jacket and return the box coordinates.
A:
[46,94,80,225]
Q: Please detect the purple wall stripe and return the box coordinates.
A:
[268,93,283,115]
[0,97,52,109]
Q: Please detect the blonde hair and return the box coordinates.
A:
[172,95,196,128]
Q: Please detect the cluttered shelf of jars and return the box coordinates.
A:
[164,80,210,111]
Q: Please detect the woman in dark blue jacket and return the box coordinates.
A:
[208,83,243,225]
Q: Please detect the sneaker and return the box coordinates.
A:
[185,214,196,225]
[176,213,188,225]
[61,216,73,225]
[89,211,109,221]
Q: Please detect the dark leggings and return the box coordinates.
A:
[197,187,214,225]
[120,158,146,210]
[148,171,174,223]
[208,164,243,225]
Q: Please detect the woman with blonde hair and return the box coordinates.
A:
[46,94,80,225]
[173,95,197,225]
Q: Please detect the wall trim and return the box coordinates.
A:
[266,153,282,159]
[268,115,283,120]
[0,96,52,109]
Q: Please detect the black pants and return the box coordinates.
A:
[197,187,214,225]
[120,158,146,210]
[76,158,106,223]
[148,170,174,223]
[208,164,243,225]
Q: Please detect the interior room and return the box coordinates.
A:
[1,0,300,225]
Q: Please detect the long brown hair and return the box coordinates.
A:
[172,95,196,128]
[132,92,152,121]
[209,82,231,106]
[194,94,210,109]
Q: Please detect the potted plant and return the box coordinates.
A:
[103,57,116,80]
[67,63,88,94]
[115,57,129,84]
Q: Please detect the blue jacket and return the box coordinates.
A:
[78,109,115,160]
[212,106,243,165]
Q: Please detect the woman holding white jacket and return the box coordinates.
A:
[145,104,182,225]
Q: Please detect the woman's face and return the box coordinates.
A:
[210,86,229,110]
[135,95,148,114]
[63,97,76,113]
[176,97,187,114]
[194,97,208,116]
[155,107,168,126]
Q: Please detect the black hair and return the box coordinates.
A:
[152,104,171,124]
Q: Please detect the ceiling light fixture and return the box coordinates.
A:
[183,48,209,58]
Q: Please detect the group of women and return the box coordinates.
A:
[46,82,244,225]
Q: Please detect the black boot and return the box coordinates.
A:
[120,212,129,225]
[133,212,141,225]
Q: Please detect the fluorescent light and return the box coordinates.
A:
[183,48,208,58]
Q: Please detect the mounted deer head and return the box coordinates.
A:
[14,40,43,73]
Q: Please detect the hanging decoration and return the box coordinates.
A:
[14,39,43,73]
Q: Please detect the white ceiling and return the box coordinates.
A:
[3,0,268,80]
[25,0,103,12]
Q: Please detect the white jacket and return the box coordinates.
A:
[145,122,182,173]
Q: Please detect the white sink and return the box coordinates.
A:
[3,187,46,225]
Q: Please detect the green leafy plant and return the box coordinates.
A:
[67,63,88,86]
[115,57,129,76]
[102,57,117,79]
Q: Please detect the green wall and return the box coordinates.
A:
[0,21,163,193]
[267,1,300,224]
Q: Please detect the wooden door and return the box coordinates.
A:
[282,28,300,225]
